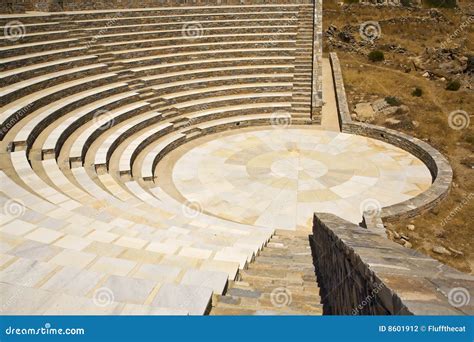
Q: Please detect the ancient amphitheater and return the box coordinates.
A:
[0,0,472,316]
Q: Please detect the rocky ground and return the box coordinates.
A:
[323,1,473,273]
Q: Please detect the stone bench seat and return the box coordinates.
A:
[196,114,270,130]
[129,56,294,72]
[158,82,293,101]
[0,38,79,58]
[118,122,174,177]
[0,29,68,40]
[12,82,128,150]
[78,18,298,34]
[1,72,116,136]
[0,63,106,99]
[94,110,162,171]
[186,102,291,121]
[67,7,298,20]
[140,134,186,181]
[148,73,293,90]
[138,64,293,83]
[41,91,139,159]
[68,101,151,166]
[122,50,295,67]
[0,46,88,66]
[100,34,295,49]
[0,55,98,81]
[167,92,292,110]
[95,25,297,42]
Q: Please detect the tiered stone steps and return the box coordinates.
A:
[290,4,314,124]
[211,230,322,315]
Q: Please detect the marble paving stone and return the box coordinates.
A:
[180,269,228,294]
[102,275,157,304]
[88,256,136,276]
[41,266,102,296]
[49,249,96,269]
[0,220,37,236]
[133,263,181,282]
[25,227,64,244]
[151,283,213,315]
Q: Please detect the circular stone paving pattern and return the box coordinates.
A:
[170,128,432,230]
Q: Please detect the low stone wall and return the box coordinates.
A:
[311,212,474,315]
[329,52,453,224]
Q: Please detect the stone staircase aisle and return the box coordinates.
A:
[290,4,314,124]
[210,230,322,315]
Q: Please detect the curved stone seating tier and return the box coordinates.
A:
[40,91,141,159]
[101,47,296,68]
[1,72,117,139]
[94,26,297,43]
[117,122,174,177]
[64,6,299,20]
[68,101,151,166]
[79,19,297,33]
[128,56,295,74]
[0,47,88,67]
[149,74,293,92]
[0,55,98,82]
[0,63,106,100]
[138,64,293,84]
[139,114,271,182]
[11,82,129,150]
[0,39,79,58]
[93,110,163,172]
[170,92,292,111]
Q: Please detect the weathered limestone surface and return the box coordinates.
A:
[311,213,474,315]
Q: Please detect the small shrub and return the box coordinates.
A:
[424,0,456,8]
[412,87,423,97]
[385,96,402,106]
[446,80,461,91]
[462,132,474,146]
[368,50,384,62]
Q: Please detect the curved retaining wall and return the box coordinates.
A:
[329,52,452,224]
[308,53,471,316]
[311,213,474,315]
